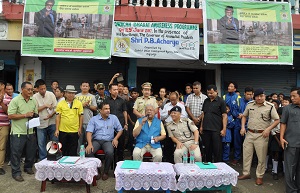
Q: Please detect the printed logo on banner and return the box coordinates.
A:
[104,6,111,12]
[114,38,130,53]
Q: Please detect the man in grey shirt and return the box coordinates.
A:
[280,87,300,193]
[75,81,97,153]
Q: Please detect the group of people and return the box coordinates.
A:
[0,74,299,193]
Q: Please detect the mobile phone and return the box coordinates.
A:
[117,73,124,82]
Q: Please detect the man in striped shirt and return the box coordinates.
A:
[0,81,13,175]
[185,81,207,127]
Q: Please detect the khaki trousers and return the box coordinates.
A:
[174,140,202,163]
[0,126,10,168]
[242,131,269,178]
[133,144,163,162]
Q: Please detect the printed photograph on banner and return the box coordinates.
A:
[203,0,293,64]
[111,21,200,60]
[21,0,115,59]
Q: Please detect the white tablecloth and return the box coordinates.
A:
[115,161,177,191]
[174,162,239,192]
[35,157,101,184]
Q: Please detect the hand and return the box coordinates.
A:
[280,138,288,149]
[220,129,226,137]
[262,129,270,138]
[176,142,183,149]
[45,10,50,16]
[240,128,246,136]
[189,144,198,151]
[141,116,148,125]
[112,139,118,148]
[85,144,94,154]
[113,73,120,78]
[199,127,203,134]
[45,104,52,109]
[0,94,3,103]
[153,136,159,143]
[130,120,135,126]
[192,118,199,125]
[43,115,51,120]
[25,111,34,118]
[124,125,128,130]
[78,128,82,136]
[83,101,90,107]
[54,130,59,138]
[238,114,243,119]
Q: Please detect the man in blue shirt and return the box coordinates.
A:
[86,102,123,181]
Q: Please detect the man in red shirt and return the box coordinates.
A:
[0,81,13,175]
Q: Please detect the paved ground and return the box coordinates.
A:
[0,160,286,193]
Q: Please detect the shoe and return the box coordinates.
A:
[96,168,101,180]
[238,175,251,180]
[24,169,34,175]
[255,178,263,185]
[13,175,24,182]
[273,173,278,180]
[21,158,25,163]
[7,161,11,166]
[231,160,238,166]
[102,173,109,181]
[0,168,5,175]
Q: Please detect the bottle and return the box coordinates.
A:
[183,151,188,164]
[190,150,195,164]
[80,145,85,159]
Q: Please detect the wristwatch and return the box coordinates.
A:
[195,142,199,145]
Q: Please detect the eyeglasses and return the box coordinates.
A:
[25,88,33,92]
[46,3,53,6]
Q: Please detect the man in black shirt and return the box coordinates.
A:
[200,85,227,162]
[126,88,139,154]
[104,84,128,161]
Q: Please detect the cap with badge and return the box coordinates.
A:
[254,88,265,97]
[141,82,152,89]
[96,83,105,90]
[64,85,77,93]
[170,106,182,113]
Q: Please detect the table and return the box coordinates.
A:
[174,162,239,193]
[115,161,177,193]
[35,157,101,193]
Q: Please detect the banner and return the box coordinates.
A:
[21,0,114,59]
[111,21,199,60]
[203,0,293,65]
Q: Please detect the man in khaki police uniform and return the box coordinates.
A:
[239,88,279,185]
[166,106,201,163]
[133,82,158,118]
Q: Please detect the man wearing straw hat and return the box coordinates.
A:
[54,85,83,156]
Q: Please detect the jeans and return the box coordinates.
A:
[36,124,57,160]
[10,134,37,177]
[77,124,87,155]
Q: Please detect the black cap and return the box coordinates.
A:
[254,88,265,97]
[170,106,182,113]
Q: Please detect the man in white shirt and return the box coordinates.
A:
[33,79,57,161]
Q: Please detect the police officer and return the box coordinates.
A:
[133,82,158,118]
[166,106,201,164]
[238,88,279,186]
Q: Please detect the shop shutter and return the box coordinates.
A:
[43,57,128,90]
[222,65,296,96]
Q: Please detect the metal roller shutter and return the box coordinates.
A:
[43,57,128,90]
[222,65,296,96]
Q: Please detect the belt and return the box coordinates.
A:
[248,129,264,133]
